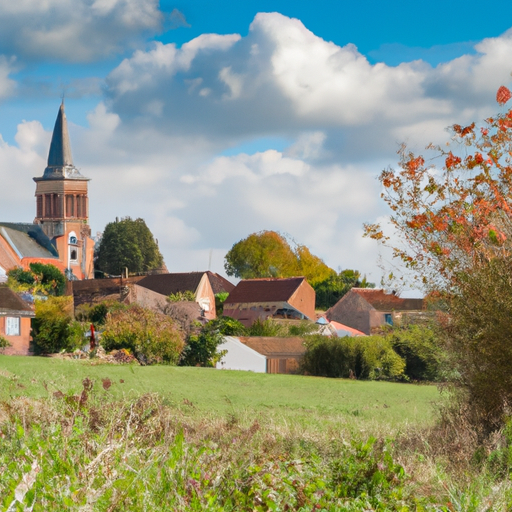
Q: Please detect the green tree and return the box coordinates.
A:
[95,217,164,276]
[315,269,375,310]
[224,231,298,279]
[31,296,85,354]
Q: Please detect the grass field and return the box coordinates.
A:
[2,356,508,510]
[0,355,440,434]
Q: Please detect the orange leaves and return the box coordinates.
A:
[497,86,512,105]
[453,123,475,137]
[445,152,461,170]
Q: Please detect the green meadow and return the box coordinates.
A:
[0,355,439,433]
[2,356,509,511]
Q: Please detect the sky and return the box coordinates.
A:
[0,0,512,290]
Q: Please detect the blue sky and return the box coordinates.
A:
[0,1,511,288]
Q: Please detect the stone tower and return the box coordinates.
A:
[33,102,94,279]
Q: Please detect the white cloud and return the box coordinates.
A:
[4,12,512,284]
[0,0,163,62]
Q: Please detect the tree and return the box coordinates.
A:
[31,296,84,354]
[95,217,164,276]
[7,263,66,296]
[364,85,512,432]
[224,230,334,284]
[224,231,298,279]
[314,269,375,310]
[225,230,373,309]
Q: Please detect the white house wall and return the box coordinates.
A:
[216,336,267,373]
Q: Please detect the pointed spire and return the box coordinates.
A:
[47,100,74,168]
[39,101,87,180]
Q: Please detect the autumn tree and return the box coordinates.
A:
[364,85,512,432]
[224,231,298,279]
[95,217,164,276]
[225,230,372,308]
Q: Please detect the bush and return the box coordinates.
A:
[178,317,243,367]
[7,263,66,296]
[0,335,11,350]
[387,325,445,381]
[31,296,85,354]
[168,290,195,302]
[101,304,184,365]
[301,334,405,380]
[74,300,124,326]
[248,318,288,337]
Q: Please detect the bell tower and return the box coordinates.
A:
[33,102,94,279]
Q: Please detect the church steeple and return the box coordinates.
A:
[33,102,94,279]
[41,101,87,180]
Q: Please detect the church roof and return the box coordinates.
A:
[35,102,89,181]
[0,223,59,259]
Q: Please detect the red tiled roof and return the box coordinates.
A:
[238,336,306,357]
[206,272,235,294]
[224,277,305,304]
[137,272,205,296]
[0,286,34,314]
[351,288,424,311]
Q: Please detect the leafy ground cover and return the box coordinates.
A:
[1,356,511,510]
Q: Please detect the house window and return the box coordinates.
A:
[70,249,78,262]
[384,313,393,326]
[5,317,20,336]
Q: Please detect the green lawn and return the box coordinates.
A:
[0,355,440,434]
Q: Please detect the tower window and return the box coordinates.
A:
[70,249,78,261]
[69,235,77,245]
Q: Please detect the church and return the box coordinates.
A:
[0,103,95,281]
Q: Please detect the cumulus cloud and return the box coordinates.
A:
[4,12,512,284]
[0,0,163,62]
[104,12,512,150]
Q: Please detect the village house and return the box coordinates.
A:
[0,285,35,355]
[216,336,306,374]
[223,277,315,327]
[325,288,424,335]
[0,102,95,281]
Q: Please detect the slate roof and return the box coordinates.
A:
[36,102,88,181]
[0,223,59,259]
[238,336,306,357]
[137,272,205,296]
[0,286,34,315]
[224,277,305,304]
[351,288,424,311]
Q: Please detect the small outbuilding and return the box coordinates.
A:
[216,336,306,374]
[0,285,35,355]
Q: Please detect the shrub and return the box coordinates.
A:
[178,317,243,367]
[101,304,184,365]
[31,296,85,354]
[387,325,445,381]
[74,300,125,326]
[248,318,288,337]
[301,334,405,380]
[0,335,11,350]
[168,290,196,302]
[214,292,229,315]
[7,263,66,296]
